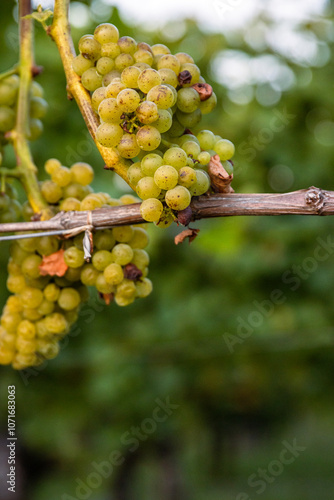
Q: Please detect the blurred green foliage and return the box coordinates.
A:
[1,1,334,499]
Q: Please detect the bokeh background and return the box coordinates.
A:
[1,0,334,498]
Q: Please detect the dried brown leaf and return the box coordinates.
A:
[208,155,234,193]
[174,228,200,245]
[39,249,68,277]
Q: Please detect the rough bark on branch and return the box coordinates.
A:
[0,187,333,236]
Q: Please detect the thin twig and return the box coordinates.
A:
[0,187,333,237]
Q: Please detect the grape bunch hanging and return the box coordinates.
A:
[72,23,235,225]
[0,159,152,370]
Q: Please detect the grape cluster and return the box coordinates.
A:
[72,23,235,223]
[0,180,22,223]
[0,159,152,370]
[0,75,48,145]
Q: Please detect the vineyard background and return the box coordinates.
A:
[1,0,334,499]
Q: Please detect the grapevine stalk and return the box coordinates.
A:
[12,0,49,214]
[50,0,133,187]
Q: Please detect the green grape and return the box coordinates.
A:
[177,87,200,113]
[0,193,11,214]
[95,274,115,294]
[36,339,60,360]
[31,80,44,98]
[51,166,72,187]
[103,70,122,86]
[4,295,22,313]
[199,92,217,114]
[112,225,134,243]
[133,62,150,72]
[121,66,141,88]
[96,57,115,75]
[140,153,163,176]
[72,54,94,76]
[65,265,83,283]
[178,166,197,187]
[163,147,187,170]
[147,85,175,110]
[134,49,153,66]
[44,313,68,335]
[21,254,42,279]
[157,54,181,74]
[105,80,126,98]
[168,118,185,137]
[10,243,31,264]
[78,35,101,61]
[1,313,22,333]
[21,287,44,309]
[117,133,141,159]
[44,283,60,302]
[80,264,99,286]
[96,122,123,147]
[30,97,48,119]
[64,246,85,268]
[197,151,211,166]
[136,278,153,298]
[116,279,137,299]
[182,140,201,159]
[158,68,178,88]
[36,236,59,256]
[129,227,149,249]
[136,125,161,151]
[127,162,144,185]
[28,118,43,141]
[178,134,200,147]
[214,139,235,161]
[116,88,141,113]
[81,68,103,92]
[196,129,215,150]
[44,158,61,175]
[140,198,163,222]
[0,80,18,106]
[80,194,103,211]
[117,36,137,54]
[154,165,178,190]
[165,185,191,211]
[37,299,55,316]
[151,44,170,55]
[17,319,36,339]
[136,176,161,200]
[189,169,211,196]
[120,194,139,204]
[16,337,36,355]
[70,162,94,186]
[111,243,134,266]
[222,160,234,175]
[91,87,107,111]
[62,182,91,200]
[92,250,113,271]
[176,108,201,128]
[175,52,194,64]
[94,23,119,44]
[100,42,121,59]
[6,274,26,294]
[0,106,16,132]
[131,249,150,270]
[57,288,81,311]
[180,63,201,85]
[98,98,122,123]
[103,262,124,285]
[137,69,161,93]
[115,53,134,72]
[136,101,159,124]
[94,230,116,250]
[151,108,172,133]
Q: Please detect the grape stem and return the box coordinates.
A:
[11,0,49,215]
[50,0,134,188]
[0,187,333,236]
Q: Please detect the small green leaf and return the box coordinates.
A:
[23,9,53,24]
